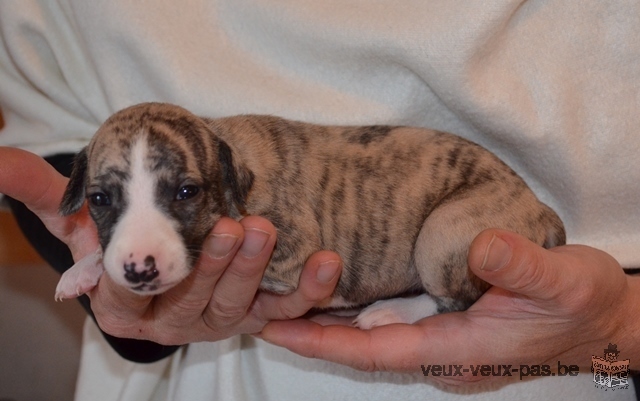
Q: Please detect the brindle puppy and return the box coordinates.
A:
[56,102,565,328]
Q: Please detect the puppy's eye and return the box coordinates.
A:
[176,185,200,201]
[89,193,111,207]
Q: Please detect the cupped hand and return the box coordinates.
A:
[90,216,342,345]
[261,228,640,385]
[0,147,342,345]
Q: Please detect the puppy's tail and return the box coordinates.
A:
[541,204,566,248]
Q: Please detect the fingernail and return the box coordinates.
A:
[206,234,239,259]
[480,235,512,271]
[240,228,271,258]
[317,260,340,283]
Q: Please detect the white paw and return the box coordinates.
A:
[55,249,105,301]
[353,294,439,330]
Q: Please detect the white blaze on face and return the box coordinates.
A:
[102,136,189,293]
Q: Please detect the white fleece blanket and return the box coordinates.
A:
[1,1,638,400]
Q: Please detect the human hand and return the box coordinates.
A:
[261,228,640,386]
[0,147,342,345]
[90,215,342,345]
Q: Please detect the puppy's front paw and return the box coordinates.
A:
[55,249,104,301]
[354,294,439,330]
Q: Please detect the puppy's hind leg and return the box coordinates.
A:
[413,198,493,314]
[354,294,439,329]
[352,196,494,329]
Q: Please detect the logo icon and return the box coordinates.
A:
[592,343,630,390]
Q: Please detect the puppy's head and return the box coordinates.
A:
[60,103,253,294]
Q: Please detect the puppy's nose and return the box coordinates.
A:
[124,255,159,284]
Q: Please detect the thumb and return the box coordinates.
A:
[467,229,568,302]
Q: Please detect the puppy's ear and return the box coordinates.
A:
[59,148,88,216]
[217,139,254,210]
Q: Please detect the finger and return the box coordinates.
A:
[203,216,277,328]
[467,229,566,303]
[0,147,67,215]
[155,217,245,314]
[0,147,100,258]
[467,229,620,305]
[252,251,342,325]
[261,318,433,372]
